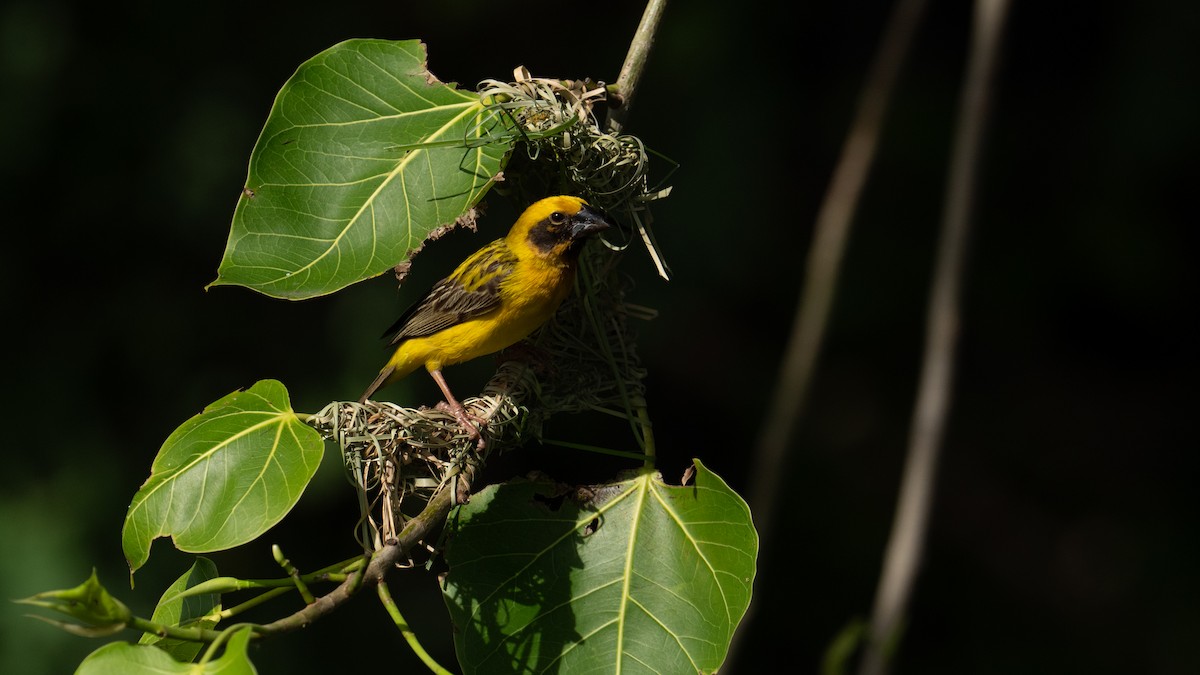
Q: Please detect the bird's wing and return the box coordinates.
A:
[382,241,514,345]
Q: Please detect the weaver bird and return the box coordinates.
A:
[359,195,613,446]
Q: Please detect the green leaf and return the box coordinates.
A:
[442,459,758,674]
[76,627,257,675]
[138,558,221,662]
[122,380,324,575]
[211,38,514,299]
[16,569,131,636]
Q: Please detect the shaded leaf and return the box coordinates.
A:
[122,380,323,575]
[442,459,758,674]
[76,627,256,675]
[138,557,221,662]
[211,38,514,299]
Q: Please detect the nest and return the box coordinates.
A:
[308,361,534,552]
[479,67,673,280]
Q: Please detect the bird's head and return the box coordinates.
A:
[506,195,614,260]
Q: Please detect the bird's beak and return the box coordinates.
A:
[570,205,614,240]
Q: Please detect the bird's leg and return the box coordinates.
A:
[429,369,486,449]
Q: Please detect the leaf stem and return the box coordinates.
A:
[218,588,291,621]
[181,554,365,599]
[635,405,656,468]
[126,615,229,644]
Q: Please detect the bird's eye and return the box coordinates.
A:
[549,211,566,225]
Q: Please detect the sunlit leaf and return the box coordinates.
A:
[138,557,221,662]
[76,627,257,674]
[122,380,323,575]
[211,38,514,299]
[442,459,758,674]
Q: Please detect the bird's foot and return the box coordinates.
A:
[436,400,487,450]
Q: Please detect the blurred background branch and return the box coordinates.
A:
[858,1,1011,673]
[733,0,929,660]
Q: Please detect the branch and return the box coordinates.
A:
[606,0,669,133]
[857,1,1010,673]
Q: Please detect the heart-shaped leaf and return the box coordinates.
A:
[122,380,323,575]
[211,39,514,299]
[442,459,758,674]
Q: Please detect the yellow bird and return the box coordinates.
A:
[359,195,613,445]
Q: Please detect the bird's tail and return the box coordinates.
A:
[358,365,396,403]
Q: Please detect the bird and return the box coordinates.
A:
[359,195,614,447]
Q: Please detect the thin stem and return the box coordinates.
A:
[218,587,291,621]
[197,623,258,664]
[606,0,669,133]
[376,581,454,675]
[273,545,315,605]
[539,437,652,462]
[636,405,656,468]
[857,1,1010,673]
[127,615,227,644]
[577,255,649,455]
[183,554,365,597]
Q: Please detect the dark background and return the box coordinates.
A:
[1,1,1195,673]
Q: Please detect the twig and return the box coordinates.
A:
[857,1,1010,673]
[730,0,929,662]
[272,545,315,605]
[606,0,669,134]
[377,581,454,674]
